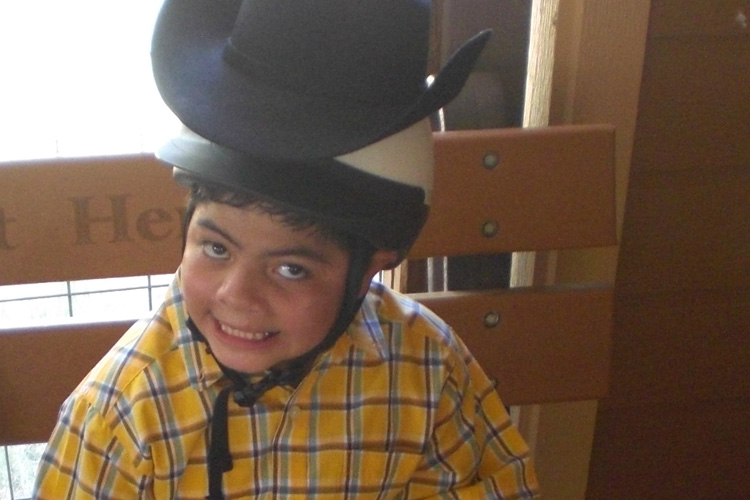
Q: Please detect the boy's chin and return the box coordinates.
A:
[214,354,276,375]
[212,347,308,376]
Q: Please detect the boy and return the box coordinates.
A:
[35,0,540,498]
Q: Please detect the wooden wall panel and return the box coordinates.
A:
[589,400,750,499]
[648,0,750,37]
[633,38,750,172]
[602,290,750,409]
[616,168,750,295]
[588,0,750,497]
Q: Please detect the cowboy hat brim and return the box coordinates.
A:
[151,0,491,160]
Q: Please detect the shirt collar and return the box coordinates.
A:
[163,272,225,391]
[325,281,392,363]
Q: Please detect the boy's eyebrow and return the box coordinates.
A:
[263,246,332,264]
[195,217,241,248]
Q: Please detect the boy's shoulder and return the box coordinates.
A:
[366,281,449,328]
[72,292,219,421]
[360,282,496,394]
[356,282,467,362]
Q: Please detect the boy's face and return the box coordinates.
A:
[181,201,368,374]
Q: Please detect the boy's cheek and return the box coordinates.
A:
[181,246,209,275]
[180,259,211,302]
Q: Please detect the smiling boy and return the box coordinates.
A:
[182,198,389,375]
[34,0,539,498]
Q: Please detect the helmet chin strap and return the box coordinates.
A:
[190,238,375,500]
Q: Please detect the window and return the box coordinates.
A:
[0,275,173,327]
[0,0,175,161]
[1,444,44,500]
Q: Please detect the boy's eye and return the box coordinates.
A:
[201,241,229,259]
[277,263,308,280]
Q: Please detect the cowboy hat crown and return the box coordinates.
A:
[152,0,491,160]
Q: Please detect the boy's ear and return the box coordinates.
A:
[358,249,399,297]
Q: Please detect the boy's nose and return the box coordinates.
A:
[216,269,268,309]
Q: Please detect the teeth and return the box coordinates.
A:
[220,324,274,341]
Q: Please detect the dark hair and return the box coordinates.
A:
[182,176,357,253]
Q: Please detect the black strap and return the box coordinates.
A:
[204,367,306,500]
[206,386,233,500]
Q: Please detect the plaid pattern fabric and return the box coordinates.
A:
[35,275,539,499]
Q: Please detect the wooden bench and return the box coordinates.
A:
[0,124,615,445]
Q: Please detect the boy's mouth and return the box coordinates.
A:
[220,323,277,341]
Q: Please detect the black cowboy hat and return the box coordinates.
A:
[151,0,491,161]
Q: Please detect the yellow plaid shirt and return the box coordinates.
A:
[35,275,539,499]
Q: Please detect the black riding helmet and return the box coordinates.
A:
[151,0,489,497]
[162,119,435,262]
[163,119,436,375]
